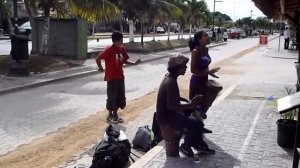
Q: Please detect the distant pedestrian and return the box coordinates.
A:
[96,31,141,124]
[217,28,221,42]
[284,27,290,49]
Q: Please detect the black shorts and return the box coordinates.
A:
[106,79,126,111]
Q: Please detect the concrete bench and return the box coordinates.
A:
[129,143,165,168]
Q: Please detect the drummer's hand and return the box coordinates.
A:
[191,95,203,106]
[209,73,219,78]
[210,67,220,73]
[209,67,220,78]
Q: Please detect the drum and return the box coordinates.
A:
[205,80,223,108]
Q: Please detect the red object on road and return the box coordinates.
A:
[259,35,268,45]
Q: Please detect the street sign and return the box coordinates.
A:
[258,35,268,50]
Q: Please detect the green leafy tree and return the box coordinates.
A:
[184,0,210,37]
[212,11,232,27]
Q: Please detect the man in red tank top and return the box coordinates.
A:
[96,31,141,124]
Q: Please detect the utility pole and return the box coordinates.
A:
[233,0,235,27]
[251,10,253,18]
[213,0,222,41]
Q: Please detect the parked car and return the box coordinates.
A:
[18,21,32,39]
[237,29,247,38]
[222,28,228,42]
[156,27,165,34]
[228,29,240,39]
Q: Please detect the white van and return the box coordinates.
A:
[208,27,228,42]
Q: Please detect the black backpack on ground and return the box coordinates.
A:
[90,125,132,168]
[132,125,153,152]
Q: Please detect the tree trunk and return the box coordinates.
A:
[177,24,180,39]
[167,22,170,42]
[128,20,134,42]
[181,30,183,39]
[24,0,37,53]
[92,23,95,36]
[189,24,192,38]
[39,16,50,55]
[6,17,13,35]
[153,25,156,41]
[39,0,50,55]
[140,21,144,46]
[119,20,123,33]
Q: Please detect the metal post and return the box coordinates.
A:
[213,0,215,31]
[213,0,222,42]
[292,108,300,168]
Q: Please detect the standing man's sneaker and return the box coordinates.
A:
[179,144,194,157]
[106,115,118,124]
[113,114,124,123]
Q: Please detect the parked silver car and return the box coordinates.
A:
[237,29,247,38]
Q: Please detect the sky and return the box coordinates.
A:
[206,0,266,21]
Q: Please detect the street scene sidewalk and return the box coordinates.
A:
[55,36,299,168]
[1,34,298,168]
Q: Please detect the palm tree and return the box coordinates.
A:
[161,0,185,41]
[121,0,182,45]
[185,0,210,37]
[168,0,190,39]
[147,0,183,42]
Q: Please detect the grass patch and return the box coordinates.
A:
[0,55,79,76]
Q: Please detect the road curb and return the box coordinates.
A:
[0,43,226,95]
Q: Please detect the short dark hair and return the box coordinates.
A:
[111,31,123,42]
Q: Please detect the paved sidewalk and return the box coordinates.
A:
[129,41,298,168]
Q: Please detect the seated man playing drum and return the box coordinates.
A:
[156,53,213,158]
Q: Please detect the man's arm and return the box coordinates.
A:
[166,79,203,113]
[95,53,104,72]
[122,47,141,65]
[124,59,141,65]
[177,95,203,112]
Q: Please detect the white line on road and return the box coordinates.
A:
[235,100,266,166]
[213,84,237,106]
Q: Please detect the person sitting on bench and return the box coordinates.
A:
[156,53,212,157]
